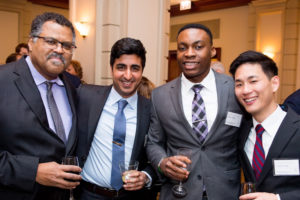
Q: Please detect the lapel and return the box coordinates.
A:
[169,76,202,144]
[61,73,77,155]
[240,119,257,181]
[13,58,50,131]
[203,71,230,144]
[130,95,149,161]
[86,85,112,145]
[258,109,300,184]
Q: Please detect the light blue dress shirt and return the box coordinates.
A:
[26,56,72,140]
[81,87,142,188]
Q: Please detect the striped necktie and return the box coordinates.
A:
[252,124,265,181]
[192,84,208,143]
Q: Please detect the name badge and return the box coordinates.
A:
[225,112,242,127]
[273,159,300,176]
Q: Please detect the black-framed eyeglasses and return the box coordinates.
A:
[33,35,77,54]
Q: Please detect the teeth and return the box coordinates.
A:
[245,97,256,103]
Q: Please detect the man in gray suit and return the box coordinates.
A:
[146,24,243,200]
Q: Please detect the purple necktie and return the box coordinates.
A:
[252,124,265,181]
[192,85,208,143]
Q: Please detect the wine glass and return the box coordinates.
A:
[61,156,79,200]
[119,160,139,183]
[241,182,256,195]
[172,148,192,198]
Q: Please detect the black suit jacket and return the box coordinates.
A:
[0,58,77,200]
[76,84,156,196]
[239,108,300,200]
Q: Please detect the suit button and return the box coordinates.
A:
[197,175,202,180]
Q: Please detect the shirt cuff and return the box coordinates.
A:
[276,194,280,200]
[141,171,152,188]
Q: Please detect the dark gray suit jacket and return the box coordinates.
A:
[239,108,300,200]
[147,71,243,200]
[0,58,77,200]
[76,84,156,198]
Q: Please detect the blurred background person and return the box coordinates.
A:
[15,43,29,56]
[137,76,155,99]
[66,59,85,84]
[5,53,21,63]
[210,60,225,74]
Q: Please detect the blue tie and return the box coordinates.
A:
[111,99,128,190]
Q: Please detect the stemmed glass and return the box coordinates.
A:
[172,148,192,198]
[241,182,256,195]
[119,160,139,183]
[61,156,79,200]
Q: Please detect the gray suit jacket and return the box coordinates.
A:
[147,71,243,200]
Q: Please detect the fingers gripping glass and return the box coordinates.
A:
[34,36,77,54]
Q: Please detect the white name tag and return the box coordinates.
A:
[225,112,242,127]
[273,159,300,176]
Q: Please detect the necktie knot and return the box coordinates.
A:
[192,84,203,94]
[45,81,54,90]
[255,124,264,137]
[118,99,128,111]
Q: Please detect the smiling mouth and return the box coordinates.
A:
[244,97,257,105]
[121,81,133,87]
[183,62,200,69]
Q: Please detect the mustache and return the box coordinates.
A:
[47,53,66,65]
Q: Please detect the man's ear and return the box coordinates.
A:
[211,47,216,58]
[28,38,33,52]
[271,75,280,92]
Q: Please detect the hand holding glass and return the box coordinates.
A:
[241,182,256,195]
[61,156,79,200]
[172,148,192,198]
[119,160,139,183]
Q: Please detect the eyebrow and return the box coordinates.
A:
[178,40,203,45]
[235,75,258,82]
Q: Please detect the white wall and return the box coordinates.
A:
[170,6,249,74]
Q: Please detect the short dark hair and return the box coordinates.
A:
[177,23,213,45]
[15,43,29,54]
[30,12,75,42]
[229,50,278,79]
[110,37,146,69]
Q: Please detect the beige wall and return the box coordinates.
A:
[0,0,68,64]
[70,0,170,85]
[170,6,249,74]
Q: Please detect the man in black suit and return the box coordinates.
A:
[76,37,156,200]
[0,12,81,200]
[230,50,300,200]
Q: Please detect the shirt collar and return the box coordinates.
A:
[109,86,138,110]
[26,56,64,87]
[252,105,287,136]
[181,69,215,92]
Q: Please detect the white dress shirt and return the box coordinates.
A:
[244,105,286,200]
[81,87,151,188]
[181,69,218,131]
[26,56,72,139]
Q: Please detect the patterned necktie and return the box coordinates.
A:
[192,85,208,143]
[111,99,128,190]
[252,124,265,181]
[45,81,66,144]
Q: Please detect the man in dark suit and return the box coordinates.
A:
[283,89,300,115]
[0,12,81,200]
[146,24,243,200]
[76,37,156,200]
[230,50,300,200]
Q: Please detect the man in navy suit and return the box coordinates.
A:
[283,89,300,115]
[76,38,156,200]
[230,50,300,200]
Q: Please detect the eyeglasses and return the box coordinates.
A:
[33,36,77,54]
